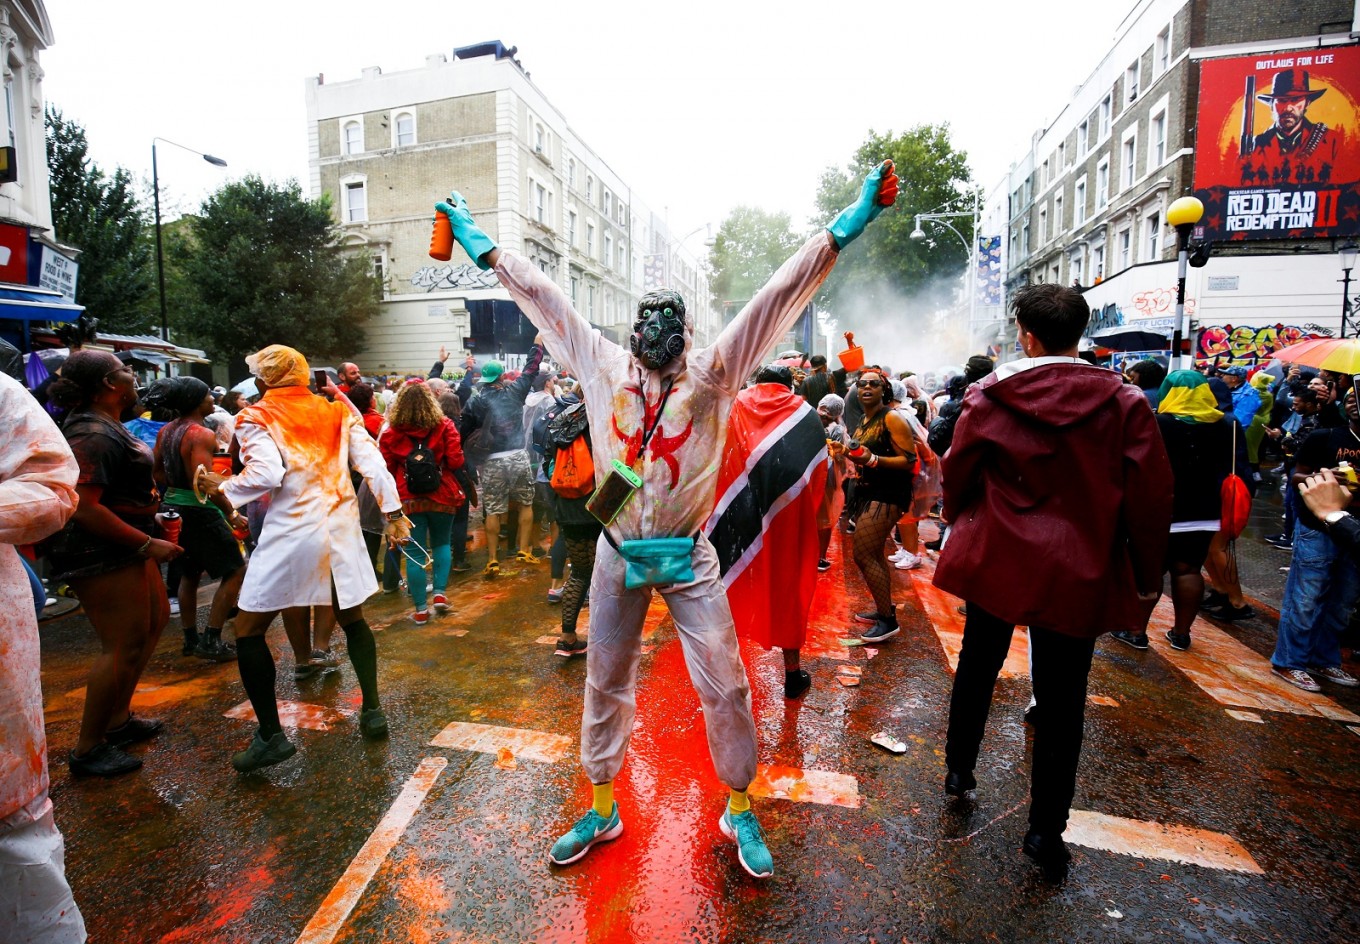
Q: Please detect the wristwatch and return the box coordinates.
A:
[1324,510,1349,527]
[384,509,405,521]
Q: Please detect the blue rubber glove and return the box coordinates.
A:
[827,160,899,250]
[434,191,499,271]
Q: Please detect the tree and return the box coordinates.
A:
[46,107,156,333]
[814,125,978,315]
[168,176,380,374]
[707,206,801,323]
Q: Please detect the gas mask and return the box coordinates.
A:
[630,291,687,370]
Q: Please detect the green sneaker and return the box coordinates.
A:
[359,708,389,740]
[549,803,623,865]
[231,731,296,773]
[719,807,773,878]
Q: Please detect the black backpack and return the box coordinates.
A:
[404,437,442,494]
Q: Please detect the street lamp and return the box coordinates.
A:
[153,137,227,342]
[1165,196,1204,369]
[910,192,982,346]
[1339,241,1358,339]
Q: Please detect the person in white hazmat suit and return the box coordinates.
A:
[202,345,409,774]
[435,159,899,878]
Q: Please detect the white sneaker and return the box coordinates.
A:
[168,598,180,616]
[894,552,922,571]
[888,548,907,563]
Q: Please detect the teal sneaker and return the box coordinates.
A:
[719,807,773,878]
[548,803,623,865]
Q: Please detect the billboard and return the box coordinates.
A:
[1193,47,1360,241]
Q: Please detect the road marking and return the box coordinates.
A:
[224,699,354,732]
[1143,599,1360,723]
[1350,725,1360,738]
[1064,810,1263,874]
[749,764,861,809]
[1088,694,1120,708]
[294,756,448,944]
[429,721,572,763]
[907,561,1028,678]
[1226,709,1266,723]
[443,629,467,637]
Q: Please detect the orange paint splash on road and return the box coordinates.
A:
[1064,809,1263,874]
[1087,694,1120,708]
[749,763,862,809]
[224,699,354,732]
[429,721,572,763]
[907,559,1029,678]
[159,847,279,943]
[1144,598,1360,722]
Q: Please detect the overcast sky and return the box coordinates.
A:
[44,0,1133,242]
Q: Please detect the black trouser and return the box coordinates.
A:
[945,602,1097,837]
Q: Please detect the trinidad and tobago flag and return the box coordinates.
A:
[703,383,829,650]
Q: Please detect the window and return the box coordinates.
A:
[1010,231,1018,262]
[603,189,611,215]
[1121,131,1137,190]
[1125,61,1140,102]
[1096,159,1109,209]
[1054,193,1064,234]
[587,223,596,259]
[1077,120,1089,157]
[568,210,578,246]
[604,234,613,269]
[1099,95,1112,139]
[617,244,626,271]
[1058,141,1066,169]
[1021,221,1030,256]
[586,176,594,202]
[1150,110,1167,168]
[1074,176,1087,225]
[587,283,596,318]
[343,120,362,156]
[568,159,576,189]
[1118,228,1131,270]
[1093,245,1105,282]
[1051,263,1061,284]
[344,180,366,222]
[1144,211,1161,259]
[3,79,14,148]
[1070,250,1084,285]
[617,201,625,226]
[1155,26,1171,75]
[1041,159,1050,187]
[1038,208,1048,245]
[570,275,580,305]
[534,124,544,154]
[535,183,547,224]
[394,112,415,147]
[372,253,385,281]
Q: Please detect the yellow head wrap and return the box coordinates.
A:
[245,345,310,389]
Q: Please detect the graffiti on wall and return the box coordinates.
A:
[411,265,502,292]
[1195,323,1335,367]
[1086,288,1197,338]
[1129,287,1197,320]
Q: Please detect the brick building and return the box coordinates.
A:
[1002,0,1359,367]
[305,41,714,376]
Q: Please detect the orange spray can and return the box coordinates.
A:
[429,211,454,261]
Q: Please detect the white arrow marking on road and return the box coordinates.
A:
[430,720,572,763]
[1064,809,1263,874]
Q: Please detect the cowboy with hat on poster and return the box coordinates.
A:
[1251,68,1341,168]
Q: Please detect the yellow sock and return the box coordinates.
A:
[592,781,614,817]
[728,788,750,814]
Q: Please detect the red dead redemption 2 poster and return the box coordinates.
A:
[1193,47,1360,241]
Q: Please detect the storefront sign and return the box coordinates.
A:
[38,247,78,303]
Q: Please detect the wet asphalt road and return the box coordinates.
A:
[35,507,1360,944]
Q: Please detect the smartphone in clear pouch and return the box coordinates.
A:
[587,460,644,525]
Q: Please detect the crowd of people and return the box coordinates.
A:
[3,158,1360,939]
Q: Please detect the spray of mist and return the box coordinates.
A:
[826,273,980,382]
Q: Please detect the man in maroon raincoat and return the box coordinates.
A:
[933,283,1173,881]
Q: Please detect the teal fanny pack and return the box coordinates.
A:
[614,536,696,590]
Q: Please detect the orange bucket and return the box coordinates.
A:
[838,344,865,372]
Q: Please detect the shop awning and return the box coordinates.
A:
[28,329,212,365]
[0,282,84,322]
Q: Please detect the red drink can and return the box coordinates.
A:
[159,510,181,545]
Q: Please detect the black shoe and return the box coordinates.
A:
[1207,603,1255,622]
[181,633,200,656]
[104,714,164,747]
[555,638,588,658]
[360,707,389,740]
[817,558,831,572]
[293,663,322,681]
[852,610,879,625]
[784,669,811,699]
[69,742,143,777]
[1165,630,1191,651]
[1199,590,1228,611]
[1111,630,1149,651]
[232,731,297,772]
[1022,830,1071,882]
[924,536,943,552]
[860,617,900,642]
[194,637,237,663]
[450,560,472,573]
[1264,533,1293,550]
[944,770,976,797]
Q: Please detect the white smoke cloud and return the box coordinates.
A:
[824,273,978,382]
